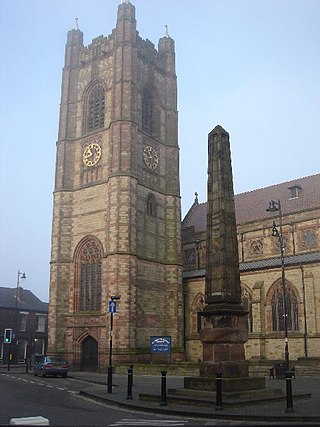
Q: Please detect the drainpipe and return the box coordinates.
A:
[240,233,244,263]
[300,264,308,358]
[290,222,296,255]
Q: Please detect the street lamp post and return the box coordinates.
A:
[8,270,26,370]
[107,295,120,394]
[266,200,294,413]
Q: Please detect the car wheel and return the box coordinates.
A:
[34,369,38,376]
[62,373,67,378]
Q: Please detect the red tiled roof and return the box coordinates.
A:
[182,173,320,232]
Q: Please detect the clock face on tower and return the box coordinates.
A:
[143,146,158,170]
[83,142,102,167]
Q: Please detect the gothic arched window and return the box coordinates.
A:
[85,84,105,133]
[241,285,253,333]
[147,193,157,217]
[75,238,102,311]
[192,293,205,334]
[142,86,159,136]
[269,280,299,332]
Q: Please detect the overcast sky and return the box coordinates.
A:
[0,0,319,303]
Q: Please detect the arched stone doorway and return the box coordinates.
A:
[81,336,98,371]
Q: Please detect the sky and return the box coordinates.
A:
[0,0,319,303]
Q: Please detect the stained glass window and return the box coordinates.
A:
[270,281,299,332]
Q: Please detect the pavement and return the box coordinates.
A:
[68,370,320,424]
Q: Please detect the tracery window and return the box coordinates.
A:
[301,228,316,247]
[76,238,102,311]
[270,280,299,332]
[147,193,157,217]
[142,86,159,136]
[248,238,263,255]
[86,84,105,133]
[241,285,253,333]
[183,249,196,266]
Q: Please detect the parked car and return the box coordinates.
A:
[34,356,68,378]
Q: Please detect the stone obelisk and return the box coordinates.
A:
[200,125,248,378]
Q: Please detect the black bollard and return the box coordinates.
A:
[130,364,134,386]
[160,371,167,406]
[127,367,133,400]
[215,372,223,410]
[107,365,113,394]
[26,360,29,374]
[285,371,294,413]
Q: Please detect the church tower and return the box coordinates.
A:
[48,1,183,369]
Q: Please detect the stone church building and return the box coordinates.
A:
[48,1,320,370]
[183,174,320,365]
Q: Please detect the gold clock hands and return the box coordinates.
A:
[83,148,93,159]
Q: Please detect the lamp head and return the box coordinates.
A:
[266,200,277,212]
[271,221,279,237]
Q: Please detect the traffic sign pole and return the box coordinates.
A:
[107,296,120,394]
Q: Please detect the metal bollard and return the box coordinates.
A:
[160,371,167,406]
[130,364,134,386]
[285,371,294,413]
[127,367,133,400]
[215,372,223,410]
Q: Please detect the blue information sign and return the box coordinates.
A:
[109,300,117,313]
[150,336,171,353]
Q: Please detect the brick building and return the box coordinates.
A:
[0,287,48,364]
[48,1,183,370]
[182,173,320,363]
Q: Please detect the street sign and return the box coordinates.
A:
[150,336,171,353]
[109,300,117,313]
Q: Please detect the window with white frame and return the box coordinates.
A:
[19,312,28,331]
[36,314,47,332]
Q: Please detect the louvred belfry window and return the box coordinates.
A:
[142,89,154,134]
[86,84,105,132]
[142,86,159,137]
[147,193,157,217]
[77,238,102,311]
